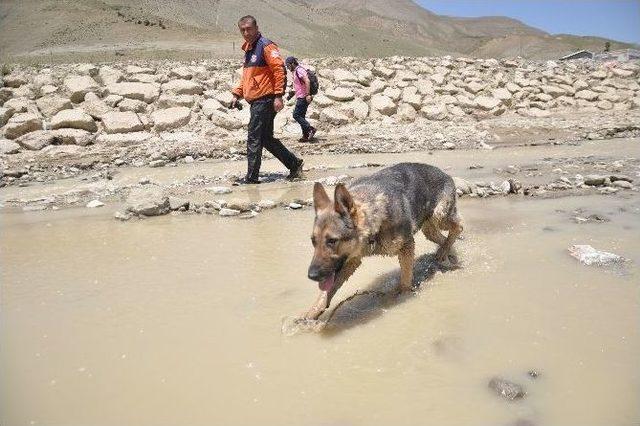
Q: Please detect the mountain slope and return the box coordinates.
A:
[0,0,632,62]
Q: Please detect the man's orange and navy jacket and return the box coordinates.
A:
[232,34,286,102]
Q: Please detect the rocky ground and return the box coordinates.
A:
[1,56,639,219]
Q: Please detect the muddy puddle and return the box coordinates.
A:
[2,182,639,425]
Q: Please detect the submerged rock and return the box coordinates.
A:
[568,244,626,266]
[488,377,526,401]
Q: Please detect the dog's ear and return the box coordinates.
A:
[334,183,355,217]
[313,182,331,213]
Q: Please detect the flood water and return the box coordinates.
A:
[2,180,639,426]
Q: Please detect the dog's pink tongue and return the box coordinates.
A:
[319,273,335,292]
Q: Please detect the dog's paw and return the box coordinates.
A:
[281,316,325,336]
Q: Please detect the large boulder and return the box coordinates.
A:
[3,98,29,115]
[325,87,355,102]
[320,107,350,125]
[98,66,124,86]
[200,98,225,117]
[51,128,94,146]
[3,73,28,88]
[169,66,193,80]
[102,111,144,134]
[475,96,501,110]
[14,130,55,150]
[210,111,243,130]
[81,96,111,120]
[0,107,15,127]
[397,103,417,122]
[420,104,448,121]
[541,85,566,98]
[370,94,397,116]
[118,98,148,113]
[156,94,195,108]
[50,109,97,132]
[64,75,99,103]
[36,95,73,118]
[3,113,42,139]
[382,87,401,102]
[465,81,485,95]
[575,90,599,101]
[162,79,203,95]
[332,68,358,83]
[401,86,422,108]
[349,99,370,121]
[151,107,191,132]
[313,94,334,107]
[0,139,21,154]
[491,88,512,104]
[106,82,160,103]
[96,131,153,146]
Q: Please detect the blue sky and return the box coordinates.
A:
[417,0,640,44]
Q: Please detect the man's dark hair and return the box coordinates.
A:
[238,15,257,26]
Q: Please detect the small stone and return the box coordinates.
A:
[568,244,625,266]
[114,211,132,221]
[86,200,105,208]
[257,199,276,209]
[149,159,167,168]
[583,174,606,186]
[288,202,303,210]
[168,197,189,211]
[219,208,241,217]
[442,142,455,150]
[207,186,232,194]
[612,180,632,189]
[488,377,526,401]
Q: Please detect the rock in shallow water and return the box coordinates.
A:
[568,244,626,266]
[488,377,526,401]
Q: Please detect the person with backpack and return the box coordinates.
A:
[285,56,317,142]
[230,16,304,184]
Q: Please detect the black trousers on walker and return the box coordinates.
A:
[246,96,299,181]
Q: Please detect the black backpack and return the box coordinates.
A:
[307,69,319,95]
[296,66,319,95]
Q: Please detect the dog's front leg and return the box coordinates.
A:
[302,258,362,320]
[397,238,415,292]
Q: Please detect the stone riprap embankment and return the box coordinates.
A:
[1,56,639,185]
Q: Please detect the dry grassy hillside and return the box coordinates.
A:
[0,0,632,63]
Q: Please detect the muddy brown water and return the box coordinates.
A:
[2,187,639,426]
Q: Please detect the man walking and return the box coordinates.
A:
[285,56,317,142]
[230,15,304,184]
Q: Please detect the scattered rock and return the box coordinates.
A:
[207,186,232,194]
[488,377,526,401]
[219,208,241,217]
[568,244,625,267]
[125,187,170,216]
[86,200,104,208]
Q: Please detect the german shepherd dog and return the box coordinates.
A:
[304,162,463,320]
